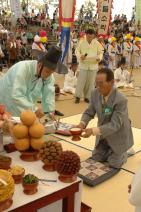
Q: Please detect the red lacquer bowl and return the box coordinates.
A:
[70,128,82,141]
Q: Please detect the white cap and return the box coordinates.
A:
[34,35,41,42]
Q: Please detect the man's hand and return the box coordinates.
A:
[82,127,101,138]
[81,128,93,138]
[96,57,100,62]
[49,112,56,121]
[35,108,45,118]
[76,122,86,130]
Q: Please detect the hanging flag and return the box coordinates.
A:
[59,0,76,62]
[135,0,141,24]
[97,0,113,36]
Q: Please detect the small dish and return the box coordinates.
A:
[70,128,82,141]
[9,166,25,184]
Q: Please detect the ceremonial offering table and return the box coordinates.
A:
[4,152,82,212]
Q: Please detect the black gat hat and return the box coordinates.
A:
[38,46,68,74]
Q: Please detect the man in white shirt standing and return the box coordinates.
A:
[75,29,103,103]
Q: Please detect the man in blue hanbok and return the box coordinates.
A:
[0,46,62,117]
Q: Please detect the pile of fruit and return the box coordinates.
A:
[39,141,63,164]
[56,151,80,176]
[13,110,45,151]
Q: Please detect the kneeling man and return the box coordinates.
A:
[78,68,134,168]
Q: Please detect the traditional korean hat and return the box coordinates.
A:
[38,46,68,74]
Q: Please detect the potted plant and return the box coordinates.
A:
[22,174,39,195]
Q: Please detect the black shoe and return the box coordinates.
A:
[55,110,64,116]
[75,97,80,104]
[84,98,89,103]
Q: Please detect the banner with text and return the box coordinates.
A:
[97,0,113,35]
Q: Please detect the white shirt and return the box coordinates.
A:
[114,67,132,88]
[129,166,141,212]
[75,38,103,70]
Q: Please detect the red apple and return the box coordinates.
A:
[0,105,5,115]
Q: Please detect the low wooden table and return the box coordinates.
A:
[4,152,82,212]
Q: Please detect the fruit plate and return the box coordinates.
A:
[20,150,39,162]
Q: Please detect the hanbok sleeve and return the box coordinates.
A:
[11,63,37,113]
[41,75,55,113]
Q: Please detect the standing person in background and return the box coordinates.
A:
[107,37,117,70]
[7,33,18,67]
[133,37,141,69]
[123,34,133,68]
[75,29,103,104]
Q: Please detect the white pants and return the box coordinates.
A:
[75,69,96,100]
[133,55,140,68]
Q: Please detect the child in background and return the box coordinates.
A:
[114,56,133,88]
[62,55,78,95]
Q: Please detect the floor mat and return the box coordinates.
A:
[78,158,120,186]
